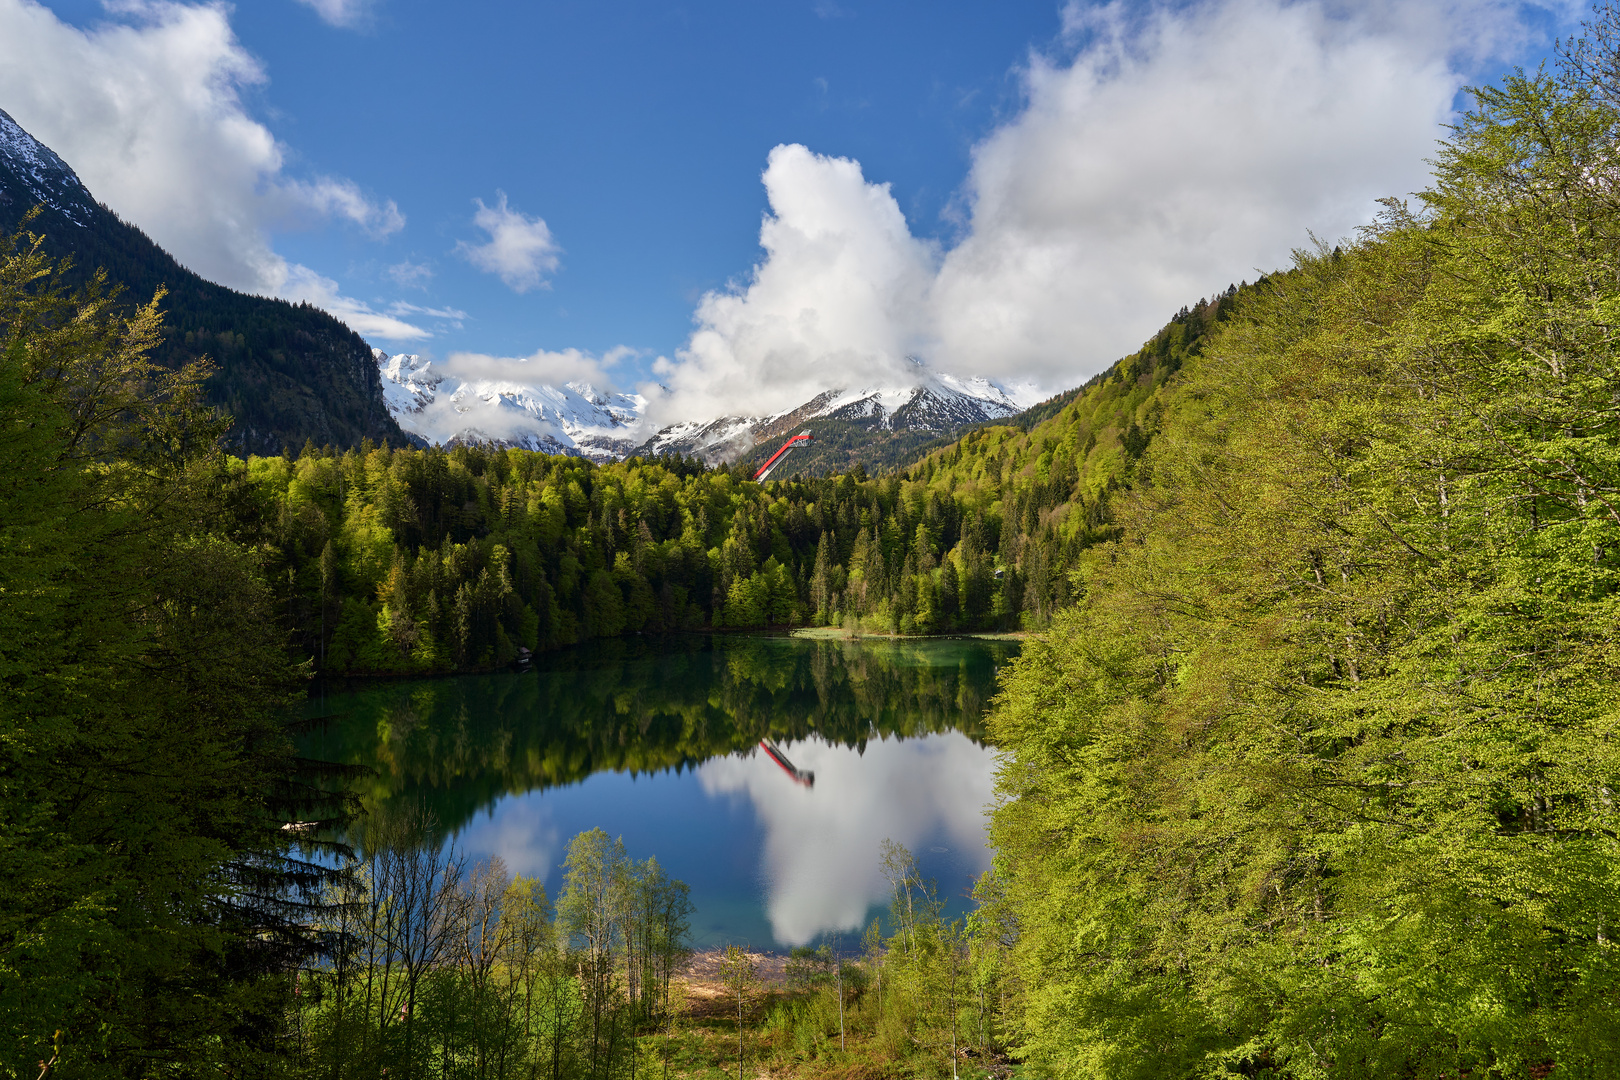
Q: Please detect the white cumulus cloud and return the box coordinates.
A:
[652,0,1546,425]
[442,345,627,393]
[928,0,1527,385]
[282,265,431,341]
[457,192,562,294]
[279,176,403,238]
[650,143,938,426]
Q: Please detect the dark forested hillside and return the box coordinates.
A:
[738,416,969,479]
[0,108,404,454]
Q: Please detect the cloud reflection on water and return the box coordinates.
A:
[461,800,561,883]
[698,732,998,945]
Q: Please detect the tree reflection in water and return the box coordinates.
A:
[302,633,1018,945]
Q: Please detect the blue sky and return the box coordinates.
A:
[0,0,1578,423]
[244,0,1064,358]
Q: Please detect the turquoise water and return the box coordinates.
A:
[303,633,1017,949]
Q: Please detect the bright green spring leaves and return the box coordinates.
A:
[987,66,1620,1080]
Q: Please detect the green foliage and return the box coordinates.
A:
[291,821,692,1080]
[24,11,1620,1076]
[0,228,322,1075]
[239,438,1077,674]
[983,29,1620,1077]
[746,843,1007,1080]
[895,289,1242,629]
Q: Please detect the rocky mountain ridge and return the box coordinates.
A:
[634,372,1035,471]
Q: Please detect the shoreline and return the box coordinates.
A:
[307,627,1032,692]
[789,626,1033,642]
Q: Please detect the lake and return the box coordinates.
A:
[302,633,1019,950]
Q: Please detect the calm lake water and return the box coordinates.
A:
[303,633,1018,950]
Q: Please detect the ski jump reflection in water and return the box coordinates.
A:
[759,738,814,788]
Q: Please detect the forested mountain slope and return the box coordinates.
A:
[982,50,1620,1078]
[0,108,404,454]
[899,289,1242,616]
[770,299,1239,482]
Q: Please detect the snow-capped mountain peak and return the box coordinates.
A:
[376,344,1039,469]
[564,381,616,406]
[377,350,445,416]
[636,368,1038,464]
[373,349,647,461]
[800,370,1031,432]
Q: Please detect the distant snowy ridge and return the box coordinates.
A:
[377,346,1037,466]
[807,373,1030,431]
[635,414,761,465]
[637,367,1038,464]
[0,108,96,226]
[374,349,647,462]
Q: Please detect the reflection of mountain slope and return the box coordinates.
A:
[302,634,1017,837]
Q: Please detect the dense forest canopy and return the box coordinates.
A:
[984,32,1620,1080]
[0,231,339,1074]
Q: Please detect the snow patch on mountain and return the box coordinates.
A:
[0,108,95,225]
[377,344,1038,467]
[638,369,1039,464]
[808,370,1031,430]
[815,374,1030,431]
[638,414,768,465]
[374,349,648,462]
[378,350,445,415]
